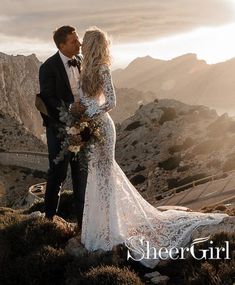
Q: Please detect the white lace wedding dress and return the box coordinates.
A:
[77,65,229,268]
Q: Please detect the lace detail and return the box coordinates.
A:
[78,65,229,268]
[78,64,116,120]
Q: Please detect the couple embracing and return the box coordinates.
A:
[37,25,228,268]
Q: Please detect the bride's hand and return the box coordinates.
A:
[69,102,86,114]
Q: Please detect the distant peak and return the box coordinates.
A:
[131,55,154,63]
[0,52,40,63]
[126,55,164,69]
[172,53,198,61]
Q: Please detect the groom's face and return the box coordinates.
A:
[60,31,81,57]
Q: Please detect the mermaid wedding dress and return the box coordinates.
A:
[77,65,229,268]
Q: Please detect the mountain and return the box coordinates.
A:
[0,52,154,134]
[112,53,235,114]
[0,52,43,138]
[115,98,235,200]
[109,88,158,123]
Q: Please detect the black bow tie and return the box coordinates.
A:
[68,58,79,67]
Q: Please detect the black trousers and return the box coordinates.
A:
[45,124,88,225]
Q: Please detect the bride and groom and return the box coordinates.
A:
[37,25,229,268]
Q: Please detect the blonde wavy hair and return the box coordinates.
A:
[80,26,112,97]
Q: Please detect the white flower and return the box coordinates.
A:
[80,122,89,130]
[67,126,80,135]
[68,145,81,153]
[93,129,101,137]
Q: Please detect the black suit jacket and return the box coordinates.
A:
[38,51,82,127]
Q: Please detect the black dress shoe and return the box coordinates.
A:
[45,215,54,221]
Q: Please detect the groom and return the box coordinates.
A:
[37,25,88,227]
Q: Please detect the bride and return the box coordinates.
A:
[73,26,229,268]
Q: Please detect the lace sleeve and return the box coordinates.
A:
[84,65,116,119]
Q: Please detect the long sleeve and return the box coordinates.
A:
[39,63,62,122]
[84,65,116,119]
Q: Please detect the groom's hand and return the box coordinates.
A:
[70,102,86,114]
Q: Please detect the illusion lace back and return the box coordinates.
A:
[78,65,229,268]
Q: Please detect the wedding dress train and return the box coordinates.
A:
[77,65,229,268]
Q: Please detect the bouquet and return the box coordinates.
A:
[53,100,104,170]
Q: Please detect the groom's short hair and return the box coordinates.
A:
[53,25,76,49]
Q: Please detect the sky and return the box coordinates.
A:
[1,0,235,69]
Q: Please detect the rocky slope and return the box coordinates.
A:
[0,110,46,152]
[0,110,47,208]
[0,52,43,138]
[112,53,235,114]
[115,98,235,199]
[0,165,46,208]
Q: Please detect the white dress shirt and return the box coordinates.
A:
[59,50,80,102]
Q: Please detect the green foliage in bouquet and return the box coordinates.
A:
[54,100,104,172]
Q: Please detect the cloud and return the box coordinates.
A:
[0,33,56,60]
[0,0,234,44]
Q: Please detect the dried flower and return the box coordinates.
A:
[53,99,105,169]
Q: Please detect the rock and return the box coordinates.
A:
[144,271,161,278]
[144,271,170,285]
[28,211,45,218]
[52,215,76,230]
[151,275,170,284]
[65,236,88,258]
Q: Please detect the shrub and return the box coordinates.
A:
[168,144,182,154]
[158,232,235,285]
[0,209,128,285]
[176,173,209,191]
[80,265,144,285]
[2,246,72,285]
[134,165,146,172]
[124,121,142,131]
[131,140,138,146]
[158,156,181,170]
[1,215,74,259]
[181,232,235,285]
[32,169,47,179]
[130,175,146,185]
[65,245,128,284]
[167,173,209,190]
[177,165,191,172]
[167,177,179,189]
